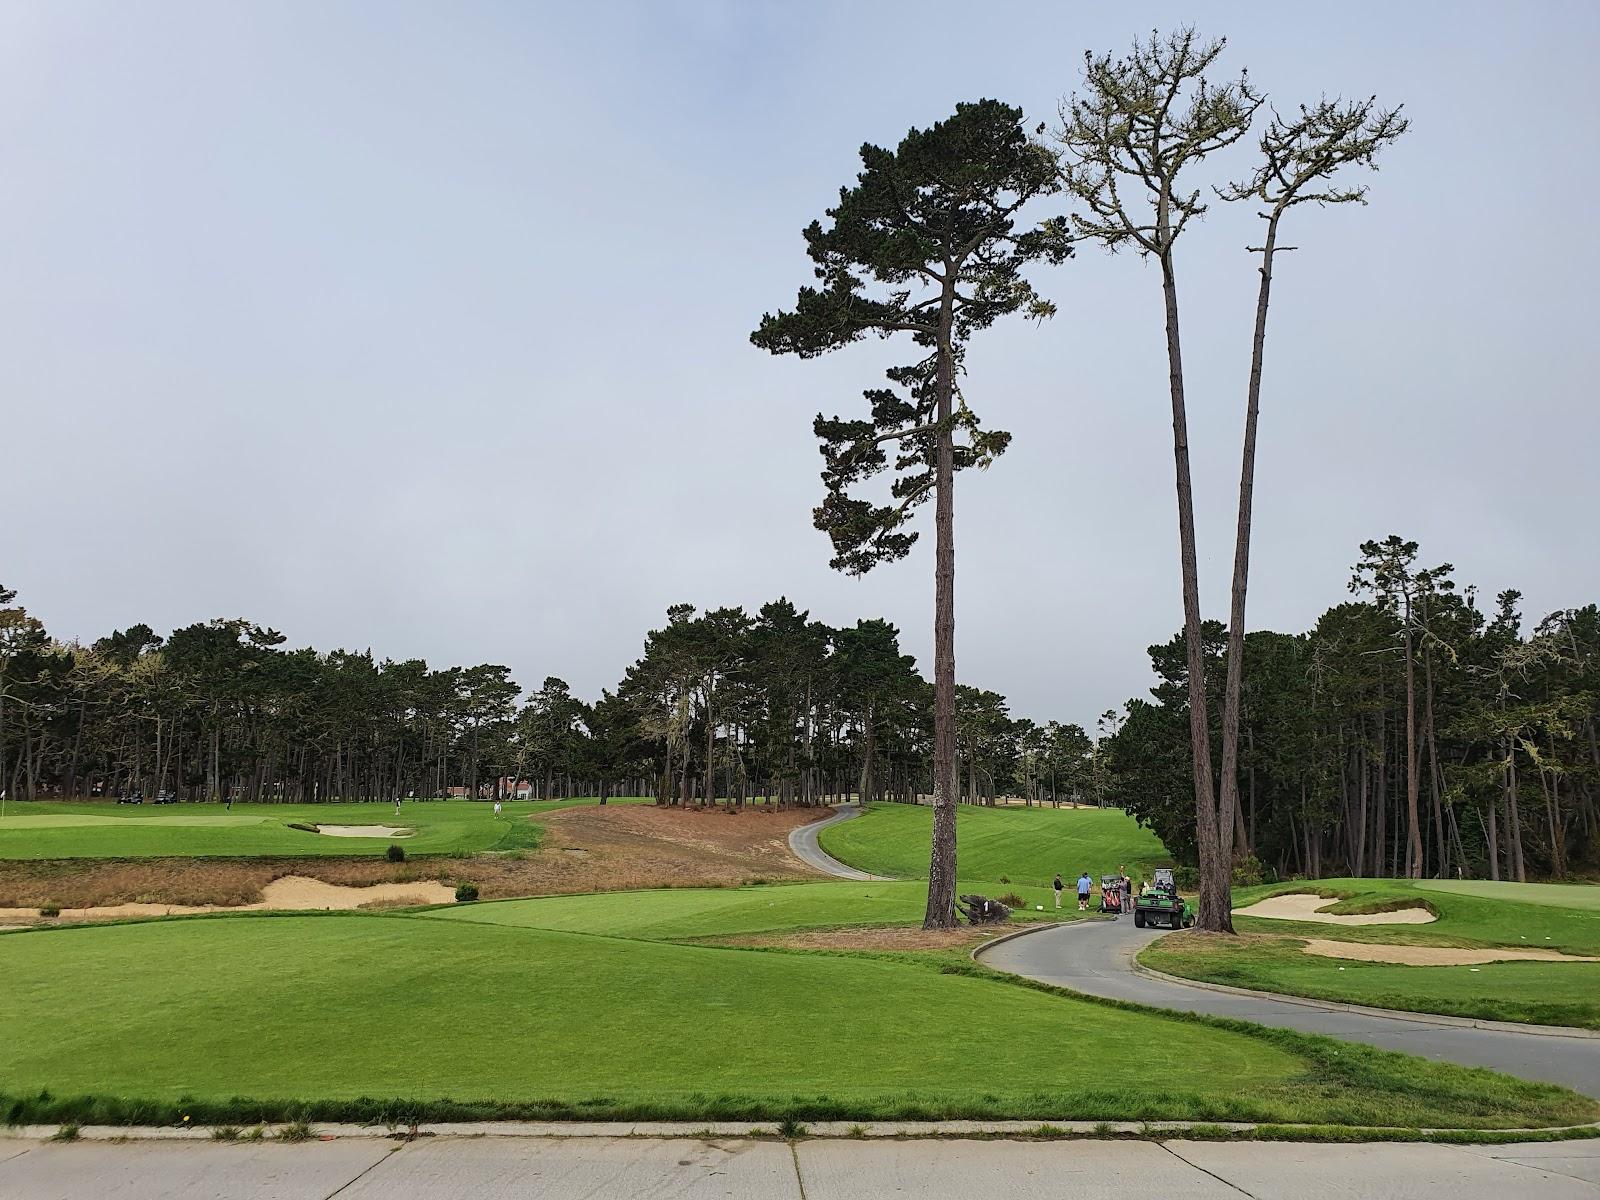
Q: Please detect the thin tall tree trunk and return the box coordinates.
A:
[1158,246,1227,933]
[1218,211,1279,877]
[924,287,959,931]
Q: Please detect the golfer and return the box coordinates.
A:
[1053,872,1064,910]
[1076,871,1092,911]
[493,800,503,818]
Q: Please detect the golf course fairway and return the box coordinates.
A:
[817,802,1167,885]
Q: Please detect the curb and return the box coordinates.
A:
[1130,942,1600,1041]
[971,919,1108,961]
[6,1119,1598,1144]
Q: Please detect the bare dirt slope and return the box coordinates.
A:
[0,804,828,914]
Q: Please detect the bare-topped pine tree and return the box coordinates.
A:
[1053,29,1262,933]
[751,100,1067,929]
[1215,99,1409,873]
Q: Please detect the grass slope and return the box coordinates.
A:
[2,911,1589,1129]
[1141,878,1600,1029]
[426,880,1061,940]
[818,803,1168,887]
[0,798,650,860]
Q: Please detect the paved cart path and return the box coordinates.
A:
[0,1134,1595,1199]
[979,918,1600,1096]
[787,803,889,880]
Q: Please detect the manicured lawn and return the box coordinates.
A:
[1230,878,1600,954]
[426,880,1063,940]
[1,912,1589,1128]
[1140,878,1600,1029]
[0,797,650,860]
[818,802,1168,887]
[1143,932,1600,1030]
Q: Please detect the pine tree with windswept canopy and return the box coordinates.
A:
[752,98,1068,928]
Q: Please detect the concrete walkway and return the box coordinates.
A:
[787,803,888,880]
[1,1134,1595,1198]
[979,918,1600,1096]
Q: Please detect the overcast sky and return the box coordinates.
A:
[3,1,1597,728]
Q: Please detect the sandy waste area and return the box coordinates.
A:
[0,875,455,925]
[1299,937,1600,966]
[1233,892,1437,925]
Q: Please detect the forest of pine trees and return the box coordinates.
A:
[1105,540,1600,882]
[0,587,1095,812]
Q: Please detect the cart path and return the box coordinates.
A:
[788,804,891,880]
[978,919,1600,1096]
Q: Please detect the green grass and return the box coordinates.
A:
[0,797,651,860]
[1140,877,1600,1028]
[818,802,1168,887]
[1,910,1590,1129]
[425,880,1065,940]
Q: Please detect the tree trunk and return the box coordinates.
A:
[1402,605,1422,878]
[1218,212,1279,878]
[1159,246,1228,933]
[923,286,959,931]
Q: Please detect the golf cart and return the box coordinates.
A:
[1098,874,1125,915]
[1133,868,1195,929]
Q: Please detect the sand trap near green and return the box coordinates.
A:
[1416,879,1600,911]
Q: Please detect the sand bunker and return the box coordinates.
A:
[312,824,413,838]
[1300,937,1600,967]
[1234,892,1436,925]
[0,875,455,925]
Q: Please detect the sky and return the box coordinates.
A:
[3,1,1597,729]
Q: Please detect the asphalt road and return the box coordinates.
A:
[979,917,1600,1096]
[2,1135,1596,1199]
[787,803,888,880]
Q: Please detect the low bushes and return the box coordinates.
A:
[386,844,407,863]
[454,882,479,903]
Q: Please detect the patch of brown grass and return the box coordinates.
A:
[0,804,832,908]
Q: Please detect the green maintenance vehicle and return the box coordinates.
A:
[1133,868,1196,929]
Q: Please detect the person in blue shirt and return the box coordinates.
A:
[1076,871,1093,911]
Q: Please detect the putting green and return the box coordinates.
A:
[0,797,650,860]
[1416,879,1600,911]
[0,814,270,829]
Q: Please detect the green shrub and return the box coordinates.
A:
[1174,866,1200,890]
[212,1126,241,1141]
[386,844,406,863]
[997,892,1025,908]
[1231,855,1274,887]
[777,1118,808,1139]
[275,1120,313,1143]
[38,905,60,918]
[454,882,479,903]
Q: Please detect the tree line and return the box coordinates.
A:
[0,585,1099,812]
[1104,540,1600,882]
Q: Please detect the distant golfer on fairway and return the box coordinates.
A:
[1053,872,1064,910]
[1077,871,1092,911]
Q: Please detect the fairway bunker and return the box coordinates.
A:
[310,824,414,838]
[1233,892,1436,925]
[1299,937,1600,967]
[0,875,455,924]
